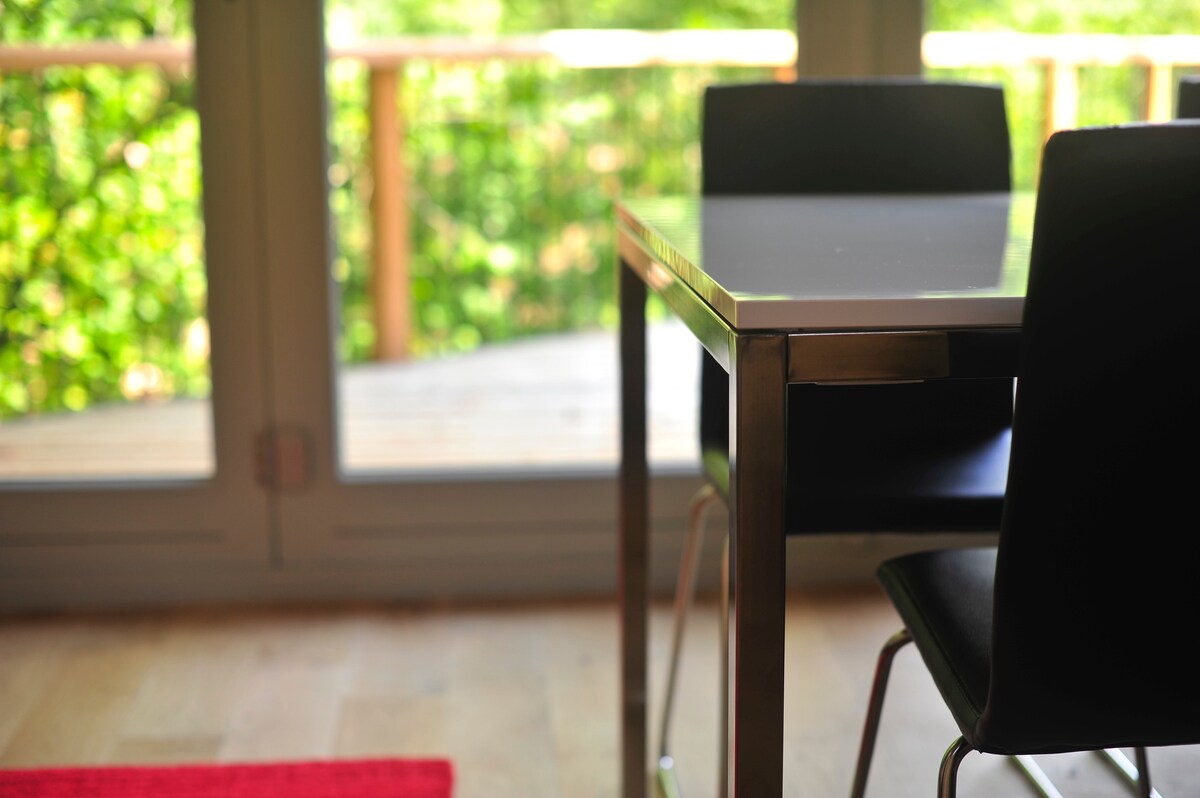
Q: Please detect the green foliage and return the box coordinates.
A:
[327,58,766,360]
[1,0,201,417]
[326,0,791,35]
[927,0,1200,34]
[0,0,190,42]
[325,0,788,361]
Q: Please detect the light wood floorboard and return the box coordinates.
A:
[0,590,1195,798]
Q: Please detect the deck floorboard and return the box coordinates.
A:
[0,322,700,481]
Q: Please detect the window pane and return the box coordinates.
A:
[324,3,790,475]
[0,1,211,481]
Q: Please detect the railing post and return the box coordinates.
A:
[1043,57,1079,142]
[369,63,411,361]
[795,0,923,77]
[1143,61,1175,121]
[772,64,797,82]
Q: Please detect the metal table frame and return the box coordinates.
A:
[615,194,1029,798]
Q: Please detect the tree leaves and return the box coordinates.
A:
[0,1,199,417]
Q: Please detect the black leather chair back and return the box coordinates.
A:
[1178,74,1200,118]
[985,121,1200,751]
[697,80,1015,524]
[702,80,1011,195]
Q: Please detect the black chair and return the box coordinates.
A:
[849,121,1200,798]
[658,79,1017,797]
[1178,74,1200,118]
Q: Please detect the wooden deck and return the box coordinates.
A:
[0,321,700,481]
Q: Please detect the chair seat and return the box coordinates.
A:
[876,547,996,749]
[704,421,1011,535]
[878,539,1200,757]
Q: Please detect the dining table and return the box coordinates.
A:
[615,191,1036,798]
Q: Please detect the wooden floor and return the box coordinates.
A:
[1,589,1194,798]
[0,321,700,480]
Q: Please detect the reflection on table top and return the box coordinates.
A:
[616,192,1035,331]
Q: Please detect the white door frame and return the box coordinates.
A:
[0,0,279,608]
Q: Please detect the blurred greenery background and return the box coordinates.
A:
[1,0,1198,418]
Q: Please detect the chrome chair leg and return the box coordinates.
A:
[855,641,1159,798]
[657,483,721,798]
[1011,754,1066,798]
[1010,746,1158,798]
[1099,747,1159,798]
[1134,747,1151,798]
[938,737,974,798]
[848,628,914,798]
[718,532,730,798]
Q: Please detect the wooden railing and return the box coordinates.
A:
[4,31,1199,360]
[923,32,1200,134]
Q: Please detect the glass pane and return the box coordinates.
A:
[324,2,791,475]
[0,1,211,481]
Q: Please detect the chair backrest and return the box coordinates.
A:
[698,79,1015,483]
[702,79,1012,195]
[985,122,1200,752]
[1178,74,1200,118]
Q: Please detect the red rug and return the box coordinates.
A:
[0,758,453,798]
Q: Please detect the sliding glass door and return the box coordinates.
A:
[0,0,274,607]
[0,0,710,609]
